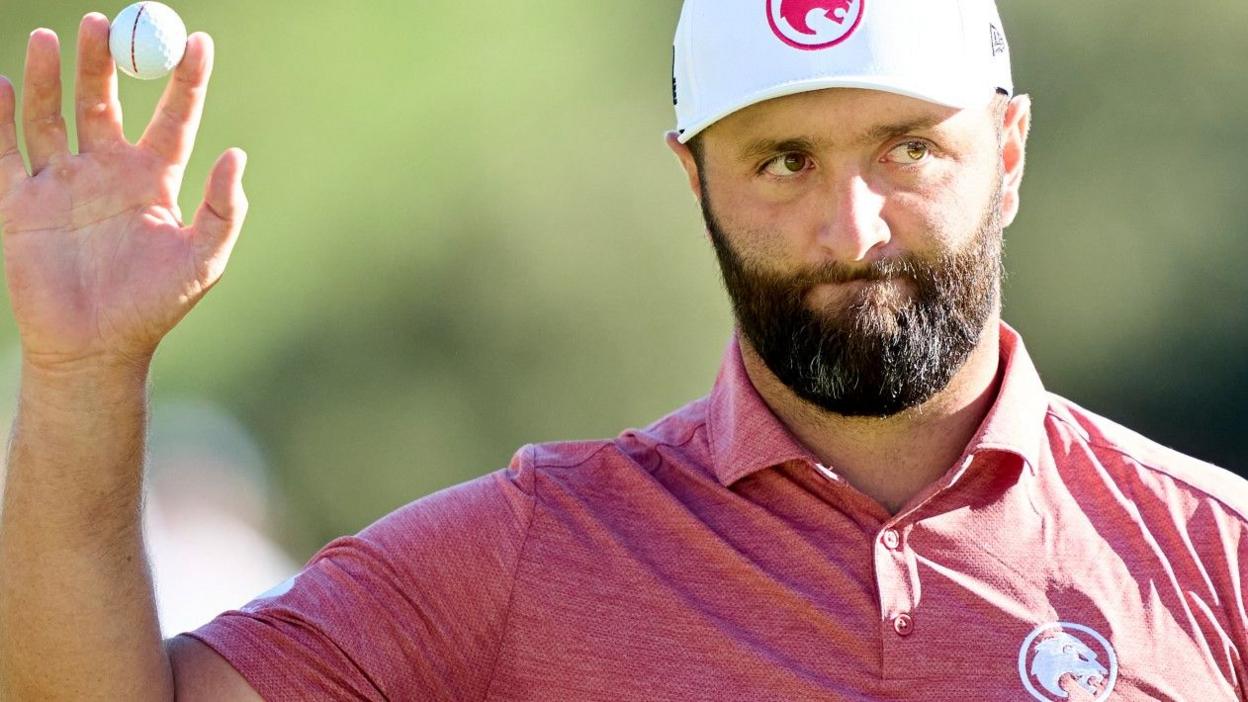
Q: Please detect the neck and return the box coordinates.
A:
[739,316,1003,516]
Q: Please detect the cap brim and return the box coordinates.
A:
[676,76,998,144]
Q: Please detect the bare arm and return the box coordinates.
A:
[0,13,257,701]
[3,358,167,699]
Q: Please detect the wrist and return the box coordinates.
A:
[21,348,153,380]
[18,354,152,414]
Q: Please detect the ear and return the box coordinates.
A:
[665,130,703,203]
[999,94,1032,228]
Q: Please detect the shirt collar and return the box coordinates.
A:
[967,321,1049,476]
[706,322,1050,487]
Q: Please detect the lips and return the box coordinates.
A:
[806,277,913,312]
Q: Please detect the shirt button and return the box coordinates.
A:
[893,613,914,637]
[882,529,901,550]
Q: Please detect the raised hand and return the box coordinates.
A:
[0,13,247,372]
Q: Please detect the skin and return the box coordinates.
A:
[0,13,260,700]
[667,88,1032,516]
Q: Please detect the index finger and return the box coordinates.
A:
[0,76,28,196]
[138,31,212,168]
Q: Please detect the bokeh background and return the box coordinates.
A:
[1,1,1244,631]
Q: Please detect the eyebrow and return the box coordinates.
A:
[736,115,948,164]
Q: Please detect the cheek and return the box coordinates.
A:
[708,180,807,262]
[886,169,992,251]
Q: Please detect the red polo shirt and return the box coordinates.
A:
[189,323,1248,700]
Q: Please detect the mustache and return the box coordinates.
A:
[782,255,931,288]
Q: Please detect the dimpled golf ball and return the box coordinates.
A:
[108,2,187,80]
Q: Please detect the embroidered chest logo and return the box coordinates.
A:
[1018,622,1118,701]
[767,0,865,50]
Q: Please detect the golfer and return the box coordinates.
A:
[2,1,1245,699]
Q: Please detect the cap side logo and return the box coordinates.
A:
[672,45,679,106]
[767,0,865,50]
[990,23,1008,57]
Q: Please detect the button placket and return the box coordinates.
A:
[880,528,910,639]
[876,522,921,680]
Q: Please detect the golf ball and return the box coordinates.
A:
[108,2,187,80]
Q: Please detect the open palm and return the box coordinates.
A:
[0,13,247,371]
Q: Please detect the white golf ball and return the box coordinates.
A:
[108,2,187,80]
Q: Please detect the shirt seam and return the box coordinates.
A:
[635,398,709,454]
[660,419,706,453]
[1046,410,1248,526]
[480,444,542,702]
[526,439,618,470]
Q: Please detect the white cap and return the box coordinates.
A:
[672,0,1013,143]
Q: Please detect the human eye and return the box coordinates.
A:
[760,152,812,178]
[883,140,934,165]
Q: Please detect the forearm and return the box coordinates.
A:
[0,359,173,701]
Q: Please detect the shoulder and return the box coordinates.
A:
[513,395,713,481]
[361,394,712,544]
[1044,392,1248,524]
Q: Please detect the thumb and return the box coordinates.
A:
[189,147,249,278]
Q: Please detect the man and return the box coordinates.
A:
[1,1,1244,700]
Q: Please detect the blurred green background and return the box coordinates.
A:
[1,1,1244,561]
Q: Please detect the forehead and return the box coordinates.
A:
[700,88,993,158]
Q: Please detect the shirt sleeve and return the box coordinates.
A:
[183,446,538,701]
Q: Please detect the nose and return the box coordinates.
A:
[815,173,891,262]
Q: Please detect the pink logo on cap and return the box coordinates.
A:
[767,0,864,50]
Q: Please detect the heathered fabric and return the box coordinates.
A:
[188,324,1248,700]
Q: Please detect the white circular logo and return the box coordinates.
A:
[1018,622,1118,701]
[766,0,865,51]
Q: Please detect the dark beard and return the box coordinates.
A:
[703,186,1003,418]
